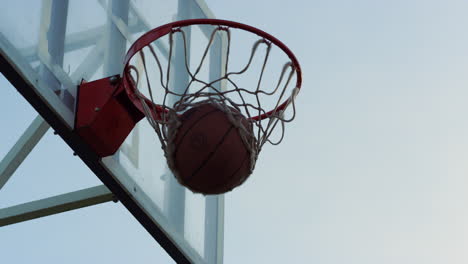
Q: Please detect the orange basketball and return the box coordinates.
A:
[167,103,254,194]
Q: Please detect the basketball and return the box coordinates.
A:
[166,103,255,194]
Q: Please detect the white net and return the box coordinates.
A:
[124,23,300,181]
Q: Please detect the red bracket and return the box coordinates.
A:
[75,75,144,157]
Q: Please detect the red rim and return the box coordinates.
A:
[122,19,302,121]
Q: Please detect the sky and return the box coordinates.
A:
[2,0,468,263]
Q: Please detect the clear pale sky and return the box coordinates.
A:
[2,0,468,263]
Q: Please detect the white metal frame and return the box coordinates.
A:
[0,185,114,227]
[0,115,49,190]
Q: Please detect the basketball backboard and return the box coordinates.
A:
[0,0,224,263]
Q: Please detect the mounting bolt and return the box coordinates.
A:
[73,152,77,156]
[109,75,119,85]
[94,107,100,112]
[53,131,58,135]
[112,195,119,203]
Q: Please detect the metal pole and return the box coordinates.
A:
[205,195,224,263]
[103,0,129,162]
[0,116,49,190]
[103,0,130,76]
[163,0,192,235]
[204,27,226,264]
[0,185,114,227]
[38,0,69,94]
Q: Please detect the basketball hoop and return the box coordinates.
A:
[75,19,302,194]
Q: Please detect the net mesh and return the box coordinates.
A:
[125,25,300,175]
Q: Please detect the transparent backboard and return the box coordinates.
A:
[0,0,224,263]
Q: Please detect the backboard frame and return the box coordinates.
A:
[0,0,225,263]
